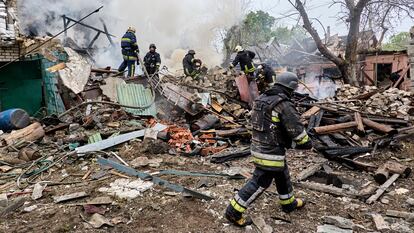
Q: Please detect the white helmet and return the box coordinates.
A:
[235,45,243,53]
[127,26,136,33]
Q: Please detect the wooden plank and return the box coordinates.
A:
[296,163,325,181]
[354,112,365,134]
[392,64,410,88]
[386,210,414,220]
[296,182,360,198]
[313,122,357,134]
[211,100,223,113]
[366,173,400,204]
[301,106,320,119]
[53,192,89,203]
[362,118,396,134]
[46,62,66,73]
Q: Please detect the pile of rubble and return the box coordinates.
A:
[335,84,414,118]
[366,88,413,117]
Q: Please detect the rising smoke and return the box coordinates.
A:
[17,0,244,72]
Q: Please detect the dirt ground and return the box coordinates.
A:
[1,140,414,233]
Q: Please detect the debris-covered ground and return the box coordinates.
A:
[1,62,414,233]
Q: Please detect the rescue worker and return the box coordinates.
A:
[143,43,161,76]
[256,64,276,93]
[230,45,258,106]
[118,27,139,78]
[183,50,202,79]
[225,72,312,227]
[229,45,256,78]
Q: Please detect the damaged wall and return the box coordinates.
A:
[17,0,244,71]
[0,0,20,61]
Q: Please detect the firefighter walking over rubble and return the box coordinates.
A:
[144,43,161,76]
[256,63,276,93]
[229,45,258,106]
[225,72,312,227]
[229,45,256,78]
[118,27,139,78]
[183,49,202,79]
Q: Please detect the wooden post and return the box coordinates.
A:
[362,118,397,134]
[366,173,400,204]
[313,122,357,134]
[354,112,365,134]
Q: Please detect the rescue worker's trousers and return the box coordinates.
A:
[118,59,136,78]
[226,164,295,217]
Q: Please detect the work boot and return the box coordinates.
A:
[225,205,253,227]
[281,198,306,213]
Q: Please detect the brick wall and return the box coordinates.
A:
[0,44,19,62]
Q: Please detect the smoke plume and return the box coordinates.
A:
[17,0,244,72]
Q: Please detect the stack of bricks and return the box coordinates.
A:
[409,26,414,92]
[0,43,19,61]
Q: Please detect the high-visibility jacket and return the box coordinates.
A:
[250,85,311,171]
[121,31,139,61]
[231,50,256,74]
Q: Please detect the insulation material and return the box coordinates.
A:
[58,47,91,94]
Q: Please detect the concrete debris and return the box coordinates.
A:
[23,205,38,213]
[322,216,354,229]
[316,224,353,233]
[390,221,414,233]
[407,198,414,206]
[31,182,47,200]
[98,179,153,200]
[253,216,273,233]
[86,213,114,229]
[371,214,390,231]
[0,193,8,207]
[58,47,92,94]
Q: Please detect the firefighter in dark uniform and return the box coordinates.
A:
[256,64,276,93]
[118,27,139,78]
[225,72,312,227]
[229,45,256,78]
[143,43,161,76]
[183,49,202,79]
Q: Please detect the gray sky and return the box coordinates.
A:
[251,0,414,39]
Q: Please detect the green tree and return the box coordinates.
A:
[382,32,410,51]
[272,26,308,45]
[222,10,276,64]
[222,10,308,65]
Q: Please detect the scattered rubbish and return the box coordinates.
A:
[75,123,167,154]
[31,182,47,200]
[253,216,273,233]
[130,157,163,168]
[98,178,153,200]
[23,205,38,213]
[98,157,213,200]
[316,224,353,233]
[85,213,114,229]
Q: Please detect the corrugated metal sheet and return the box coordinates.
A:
[117,84,156,116]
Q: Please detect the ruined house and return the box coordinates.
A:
[0,0,67,115]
